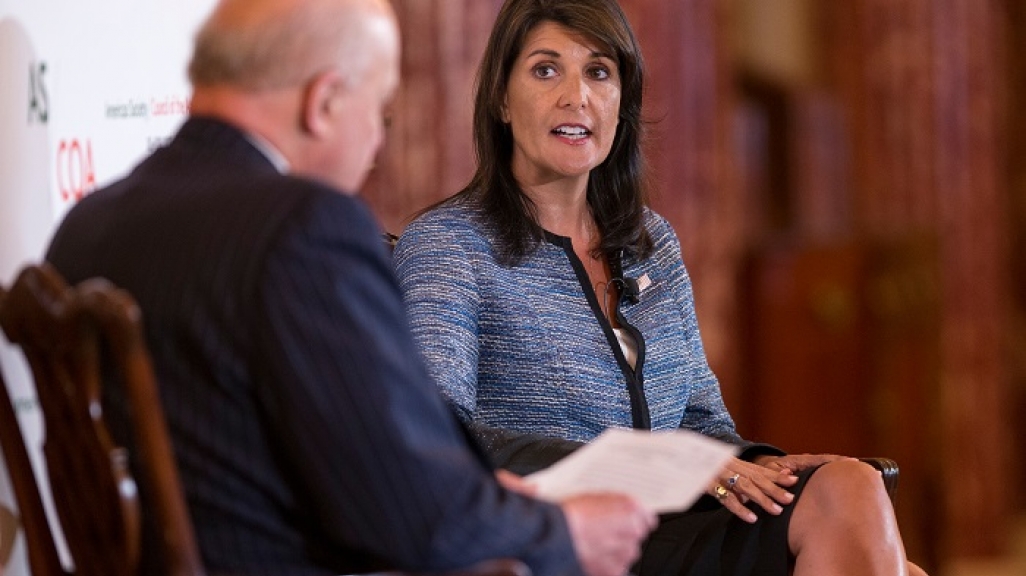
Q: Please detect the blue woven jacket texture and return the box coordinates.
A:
[394,197,766,465]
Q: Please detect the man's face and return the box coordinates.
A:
[328,11,400,193]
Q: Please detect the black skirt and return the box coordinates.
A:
[634,467,821,576]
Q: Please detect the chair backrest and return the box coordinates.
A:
[0,263,204,576]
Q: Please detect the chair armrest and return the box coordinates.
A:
[859,457,899,504]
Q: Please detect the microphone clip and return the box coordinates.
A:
[611,250,640,305]
[616,276,640,304]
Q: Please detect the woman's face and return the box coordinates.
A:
[502,21,621,188]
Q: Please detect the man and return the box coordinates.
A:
[44,0,654,575]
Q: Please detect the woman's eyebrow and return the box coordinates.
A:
[524,48,613,60]
[525,48,561,59]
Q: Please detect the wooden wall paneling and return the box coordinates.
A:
[864,234,943,568]
[932,0,1012,559]
[789,93,852,241]
[741,240,872,456]
[735,76,792,239]
[1003,0,1026,516]
[840,0,935,236]
[823,1,942,565]
[827,0,1013,562]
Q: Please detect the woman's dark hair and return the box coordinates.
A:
[458,0,652,265]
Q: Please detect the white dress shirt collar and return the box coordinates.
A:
[244,132,290,174]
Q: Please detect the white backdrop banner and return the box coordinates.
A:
[0,1,216,572]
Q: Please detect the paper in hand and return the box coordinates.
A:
[526,428,737,513]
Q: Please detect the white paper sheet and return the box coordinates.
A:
[526,428,737,513]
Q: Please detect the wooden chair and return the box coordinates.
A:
[0,264,531,576]
[0,263,204,576]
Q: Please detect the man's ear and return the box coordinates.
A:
[302,70,345,137]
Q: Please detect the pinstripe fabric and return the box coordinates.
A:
[393,197,781,474]
[45,117,581,576]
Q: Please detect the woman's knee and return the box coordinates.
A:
[789,460,897,552]
[802,460,891,514]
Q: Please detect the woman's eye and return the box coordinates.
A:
[588,66,611,80]
[533,64,557,79]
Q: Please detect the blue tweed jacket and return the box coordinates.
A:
[394,197,780,473]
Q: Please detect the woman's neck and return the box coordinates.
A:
[522,177,592,243]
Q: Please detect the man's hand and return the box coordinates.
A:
[495,469,537,497]
[560,493,656,576]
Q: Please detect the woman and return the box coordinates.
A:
[394,0,926,574]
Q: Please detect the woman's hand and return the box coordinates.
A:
[707,456,797,523]
[754,453,855,473]
[709,454,857,523]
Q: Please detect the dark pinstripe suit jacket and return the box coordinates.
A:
[46,117,581,576]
